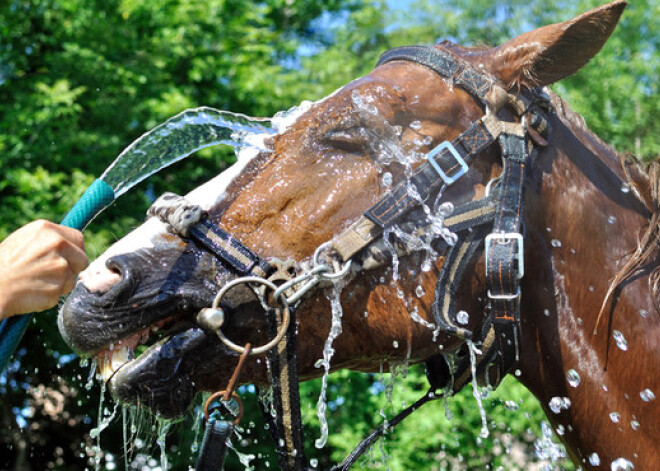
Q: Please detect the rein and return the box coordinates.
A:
[147,44,552,470]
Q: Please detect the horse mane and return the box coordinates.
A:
[551,93,660,319]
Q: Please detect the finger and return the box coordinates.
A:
[49,224,86,250]
[61,267,78,295]
[59,241,89,274]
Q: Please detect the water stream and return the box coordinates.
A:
[314,282,346,449]
[102,107,275,197]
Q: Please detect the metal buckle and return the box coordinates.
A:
[485,232,524,280]
[427,141,468,185]
[487,287,521,301]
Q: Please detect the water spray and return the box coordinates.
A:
[0,107,274,372]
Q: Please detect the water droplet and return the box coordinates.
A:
[589,285,595,292]
[543,309,551,317]
[549,397,563,414]
[610,457,634,470]
[589,452,601,466]
[621,184,631,194]
[556,424,565,436]
[310,458,319,468]
[551,239,562,248]
[610,412,621,423]
[415,285,425,298]
[640,388,655,402]
[392,341,399,348]
[409,120,422,131]
[630,420,640,430]
[549,396,571,414]
[382,172,393,187]
[608,215,617,224]
[566,369,581,387]
[613,330,628,351]
[456,311,470,325]
[504,400,519,411]
[423,136,433,146]
[639,309,648,318]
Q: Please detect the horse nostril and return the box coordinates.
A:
[103,255,141,300]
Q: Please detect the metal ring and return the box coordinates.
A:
[203,391,244,426]
[212,276,290,355]
[312,242,352,280]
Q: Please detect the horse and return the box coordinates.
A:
[59,1,660,469]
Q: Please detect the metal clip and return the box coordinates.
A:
[485,232,524,280]
[427,141,468,185]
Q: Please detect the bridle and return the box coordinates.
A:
[147,44,552,470]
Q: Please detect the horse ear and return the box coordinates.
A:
[485,1,627,88]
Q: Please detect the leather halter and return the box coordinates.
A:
[147,44,552,470]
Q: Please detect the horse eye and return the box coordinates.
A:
[324,127,369,152]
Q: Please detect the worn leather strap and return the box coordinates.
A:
[148,192,273,278]
[377,46,492,107]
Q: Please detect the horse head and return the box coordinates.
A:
[60,3,660,468]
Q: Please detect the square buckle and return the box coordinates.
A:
[427,141,468,185]
[485,232,524,280]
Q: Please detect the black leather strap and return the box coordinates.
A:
[364,118,496,228]
[377,46,492,107]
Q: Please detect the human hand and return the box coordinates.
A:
[0,220,88,319]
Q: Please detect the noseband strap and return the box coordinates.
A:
[147,192,274,278]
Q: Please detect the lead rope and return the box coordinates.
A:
[195,344,252,470]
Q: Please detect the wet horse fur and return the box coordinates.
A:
[59,1,660,468]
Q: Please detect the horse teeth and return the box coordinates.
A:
[97,345,133,382]
[111,345,131,371]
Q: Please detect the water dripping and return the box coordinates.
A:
[504,400,519,411]
[534,421,566,463]
[467,341,489,439]
[156,418,173,470]
[548,397,571,414]
[566,369,581,387]
[612,330,628,351]
[315,283,345,449]
[640,388,655,402]
[610,458,634,470]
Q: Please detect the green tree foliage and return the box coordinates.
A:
[1,0,657,469]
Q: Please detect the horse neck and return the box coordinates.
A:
[516,103,660,467]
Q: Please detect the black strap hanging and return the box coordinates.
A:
[263,306,308,470]
[484,132,530,377]
[194,416,234,471]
